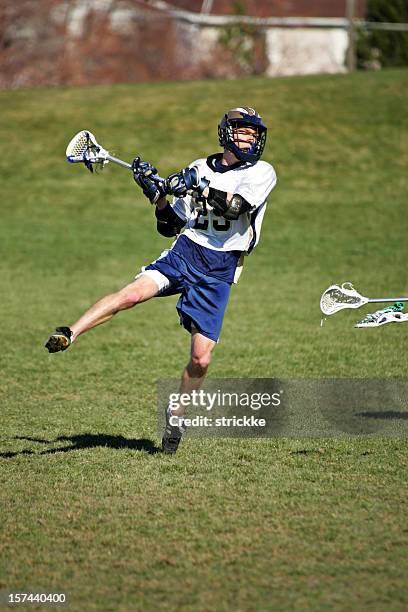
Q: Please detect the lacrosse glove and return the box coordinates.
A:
[167,166,210,198]
[132,157,168,205]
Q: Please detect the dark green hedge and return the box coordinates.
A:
[357,0,408,68]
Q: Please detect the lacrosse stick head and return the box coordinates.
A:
[320,282,368,315]
[66,130,109,173]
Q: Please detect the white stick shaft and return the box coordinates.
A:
[106,154,132,169]
[368,297,408,303]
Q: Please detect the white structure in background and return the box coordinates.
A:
[266,27,349,75]
[164,8,353,76]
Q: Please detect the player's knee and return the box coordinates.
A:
[191,350,212,374]
[116,287,142,310]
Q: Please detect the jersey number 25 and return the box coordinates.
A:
[194,213,231,232]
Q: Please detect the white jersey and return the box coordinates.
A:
[171,154,277,254]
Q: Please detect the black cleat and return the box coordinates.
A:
[45,327,73,353]
[162,409,186,454]
[161,433,182,454]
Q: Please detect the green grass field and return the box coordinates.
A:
[0,69,407,610]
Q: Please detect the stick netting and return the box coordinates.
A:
[320,282,367,315]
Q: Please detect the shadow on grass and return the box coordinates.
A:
[355,411,408,420]
[0,433,161,458]
[290,449,324,455]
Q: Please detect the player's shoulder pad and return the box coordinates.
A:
[188,158,207,168]
[246,160,277,187]
[249,160,276,177]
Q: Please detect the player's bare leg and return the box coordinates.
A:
[162,327,216,453]
[177,328,216,413]
[45,276,159,352]
[70,276,159,340]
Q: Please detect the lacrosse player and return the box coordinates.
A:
[46,107,277,453]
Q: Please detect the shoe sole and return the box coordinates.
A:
[45,334,70,353]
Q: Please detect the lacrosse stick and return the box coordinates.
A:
[320,282,408,316]
[66,130,132,172]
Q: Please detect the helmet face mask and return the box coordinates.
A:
[218,107,267,164]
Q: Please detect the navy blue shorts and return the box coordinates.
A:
[142,249,231,342]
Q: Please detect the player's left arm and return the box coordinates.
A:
[205,163,277,220]
[165,162,277,221]
[203,188,252,220]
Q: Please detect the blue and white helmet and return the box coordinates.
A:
[218,106,267,164]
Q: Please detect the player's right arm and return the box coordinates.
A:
[154,160,210,236]
[155,198,186,237]
[131,157,187,237]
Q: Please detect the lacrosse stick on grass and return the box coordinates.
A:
[320,282,408,316]
[66,130,132,172]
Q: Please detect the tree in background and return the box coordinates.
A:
[217,0,267,76]
[357,0,408,68]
